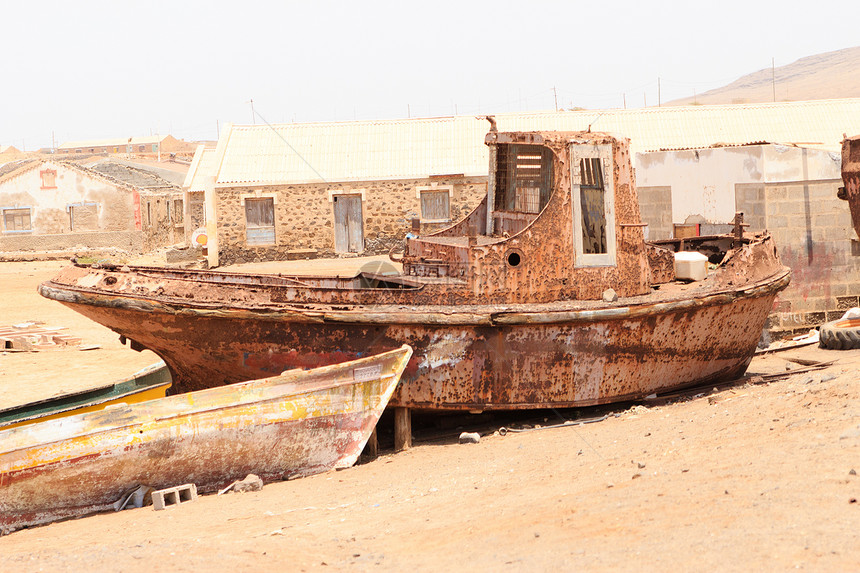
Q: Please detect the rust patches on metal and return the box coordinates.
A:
[38,130,791,412]
[840,134,860,239]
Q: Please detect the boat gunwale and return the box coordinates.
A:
[39,268,791,326]
[0,346,412,455]
[0,362,171,424]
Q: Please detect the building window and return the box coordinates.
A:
[3,208,32,232]
[40,169,57,189]
[570,144,616,267]
[417,186,452,222]
[244,197,275,245]
[138,145,145,152]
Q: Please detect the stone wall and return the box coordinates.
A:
[214,177,486,265]
[0,230,143,253]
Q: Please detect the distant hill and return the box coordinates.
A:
[667,46,860,106]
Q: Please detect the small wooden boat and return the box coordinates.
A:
[0,345,412,534]
[0,362,171,431]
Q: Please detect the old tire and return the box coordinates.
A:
[819,318,860,350]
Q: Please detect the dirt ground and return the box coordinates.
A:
[1,260,859,571]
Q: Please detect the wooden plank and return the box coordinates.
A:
[394,407,411,452]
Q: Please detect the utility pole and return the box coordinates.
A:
[553,86,558,111]
[658,77,661,107]
[623,93,626,109]
[772,58,776,102]
[216,120,220,139]
[250,99,256,125]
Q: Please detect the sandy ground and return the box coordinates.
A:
[1,260,859,571]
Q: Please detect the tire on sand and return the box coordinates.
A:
[819,318,860,350]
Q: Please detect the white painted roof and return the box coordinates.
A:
[211,99,860,186]
[183,145,219,192]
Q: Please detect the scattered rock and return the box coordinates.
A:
[850,469,857,476]
[637,462,646,469]
[602,288,618,303]
[632,473,642,479]
[459,432,481,444]
[224,474,264,494]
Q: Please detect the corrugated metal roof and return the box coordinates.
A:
[212,99,860,186]
[57,135,168,150]
[183,146,219,192]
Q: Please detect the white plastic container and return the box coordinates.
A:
[674,251,708,281]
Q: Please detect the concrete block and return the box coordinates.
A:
[837,296,859,311]
[152,484,197,511]
[777,201,803,215]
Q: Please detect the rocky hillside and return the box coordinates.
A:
[668,46,860,106]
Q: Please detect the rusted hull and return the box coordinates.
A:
[40,269,789,410]
[841,135,860,239]
[0,346,411,534]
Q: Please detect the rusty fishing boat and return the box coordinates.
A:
[0,345,411,534]
[39,130,790,411]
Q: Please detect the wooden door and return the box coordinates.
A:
[333,194,363,253]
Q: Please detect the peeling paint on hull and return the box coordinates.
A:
[39,267,788,410]
[0,346,411,534]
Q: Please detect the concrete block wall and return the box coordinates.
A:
[215,177,486,265]
[762,180,860,339]
[637,186,673,240]
[734,183,766,231]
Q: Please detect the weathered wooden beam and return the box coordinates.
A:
[363,426,379,459]
[394,407,411,452]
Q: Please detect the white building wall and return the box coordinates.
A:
[635,147,763,224]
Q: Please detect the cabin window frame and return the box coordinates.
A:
[570,143,616,267]
[416,184,453,223]
[241,193,277,246]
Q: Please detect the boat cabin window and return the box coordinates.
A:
[494,144,554,215]
[571,144,616,267]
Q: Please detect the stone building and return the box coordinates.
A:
[182,121,489,266]
[0,158,183,254]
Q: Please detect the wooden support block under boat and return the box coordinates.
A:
[394,407,412,452]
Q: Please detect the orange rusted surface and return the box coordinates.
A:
[39,131,790,411]
[839,134,860,239]
[0,346,411,534]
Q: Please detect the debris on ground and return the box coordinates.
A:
[218,474,264,495]
[0,322,82,351]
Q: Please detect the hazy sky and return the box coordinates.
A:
[3,0,857,150]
